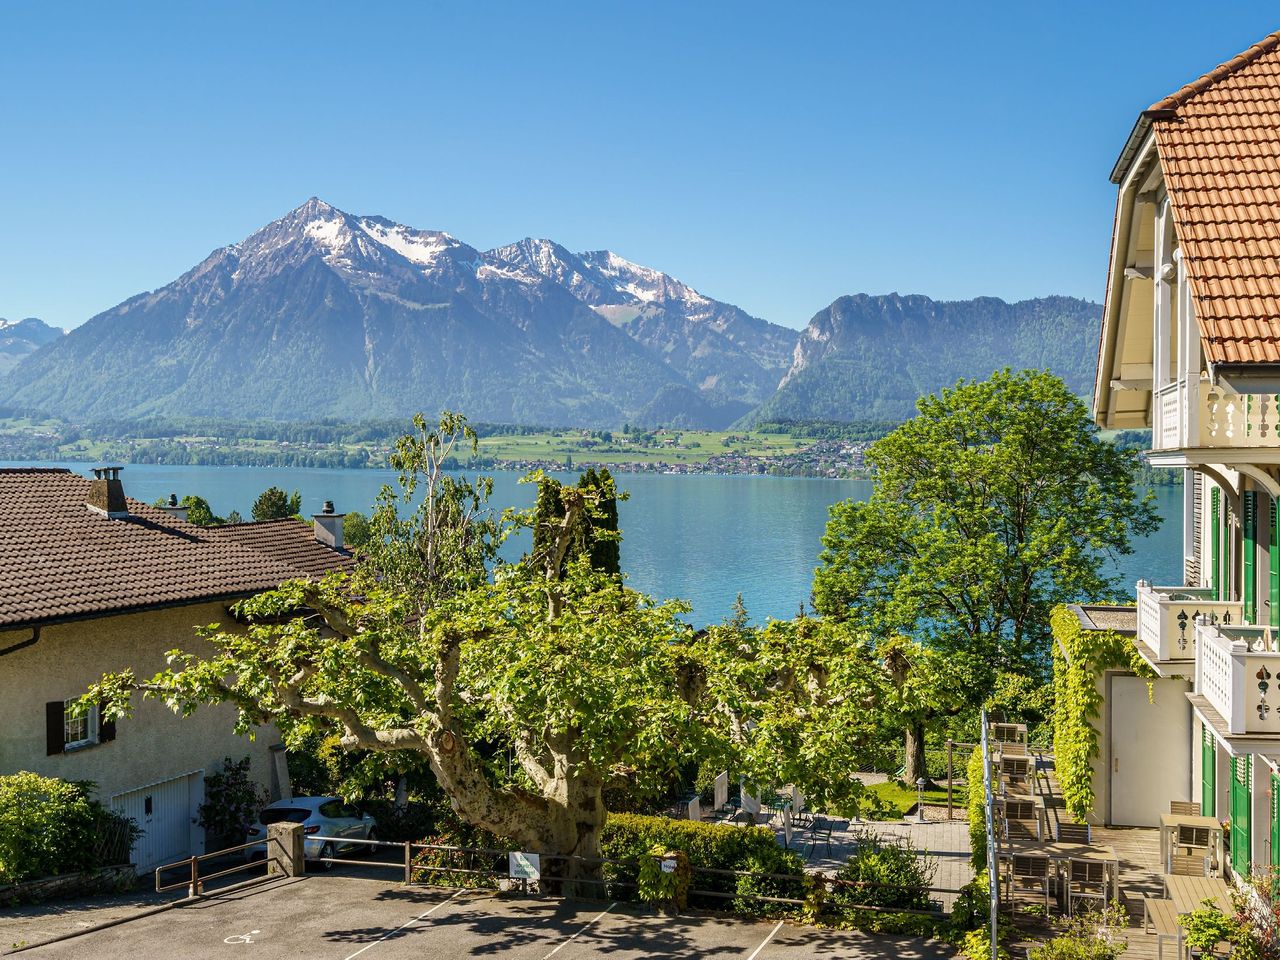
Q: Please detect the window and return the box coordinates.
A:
[63,698,98,749]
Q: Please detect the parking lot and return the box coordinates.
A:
[14,875,954,960]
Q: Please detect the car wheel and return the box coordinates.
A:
[318,841,336,870]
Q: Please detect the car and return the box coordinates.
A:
[243,796,377,867]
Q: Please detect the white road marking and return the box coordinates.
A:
[540,902,618,959]
[341,890,463,960]
[224,929,261,944]
[745,920,785,960]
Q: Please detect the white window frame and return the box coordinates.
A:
[63,698,98,750]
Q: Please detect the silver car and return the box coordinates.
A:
[244,796,377,866]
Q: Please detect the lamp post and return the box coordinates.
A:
[916,777,928,823]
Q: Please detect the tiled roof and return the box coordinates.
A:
[1147,30,1280,363]
[205,519,354,577]
[0,469,352,630]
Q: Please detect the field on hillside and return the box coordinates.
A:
[475,429,813,465]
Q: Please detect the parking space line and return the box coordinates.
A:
[745,920,785,960]
[539,901,617,959]
[340,889,463,960]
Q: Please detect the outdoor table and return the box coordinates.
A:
[1159,814,1224,875]
[1163,873,1232,914]
[1001,840,1120,901]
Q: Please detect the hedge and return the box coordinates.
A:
[966,745,987,869]
[1050,605,1153,822]
[601,813,804,913]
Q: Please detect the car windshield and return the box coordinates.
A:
[259,807,311,825]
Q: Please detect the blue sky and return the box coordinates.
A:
[2,2,1278,331]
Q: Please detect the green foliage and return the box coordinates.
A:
[601,813,803,908]
[950,870,992,933]
[636,847,690,909]
[529,467,624,576]
[1177,900,1251,954]
[198,757,269,850]
[814,369,1159,690]
[968,745,988,868]
[1029,904,1130,960]
[411,807,512,888]
[963,925,1012,960]
[165,494,223,526]
[1050,606,1155,822]
[343,510,372,550]
[251,486,301,522]
[0,773,139,885]
[829,828,935,914]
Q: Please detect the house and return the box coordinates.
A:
[0,467,352,873]
[1091,29,1280,875]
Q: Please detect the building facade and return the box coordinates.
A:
[1093,31,1280,875]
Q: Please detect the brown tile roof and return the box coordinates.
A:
[205,519,355,577]
[0,468,352,630]
[1145,30,1280,363]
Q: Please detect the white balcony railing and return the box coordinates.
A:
[1195,620,1280,736]
[1135,581,1242,662]
[1152,378,1280,451]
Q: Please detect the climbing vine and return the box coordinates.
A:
[1050,605,1155,822]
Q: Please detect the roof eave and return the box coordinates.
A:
[1110,109,1177,185]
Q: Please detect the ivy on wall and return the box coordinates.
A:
[1050,605,1155,822]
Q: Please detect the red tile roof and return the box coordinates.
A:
[0,469,352,630]
[1145,30,1280,363]
[205,518,355,577]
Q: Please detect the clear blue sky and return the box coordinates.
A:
[2,1,1277,331]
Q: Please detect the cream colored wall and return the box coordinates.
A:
[0,601,279,803]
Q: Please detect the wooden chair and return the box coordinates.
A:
[1169,853,1209,877]
[1000,741,1028,757]
[1057,822,1091,843]
[1170,800,1202,817]
[1006,854,1051,915]
[1143,897,1185,960]
[1066,859,1108,916]
[1176,824,1212,857]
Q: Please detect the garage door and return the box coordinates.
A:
[111,771,201,873]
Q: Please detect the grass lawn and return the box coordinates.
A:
[861,779,969,820]
[475,429,812,465]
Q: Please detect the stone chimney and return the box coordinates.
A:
[312,500,345,550]
[158,493,189,523]
[86,466,128,519]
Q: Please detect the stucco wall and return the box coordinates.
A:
[0,601,279,803]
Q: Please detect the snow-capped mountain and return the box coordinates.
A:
[0,199,795,428]
[0,317,63,377]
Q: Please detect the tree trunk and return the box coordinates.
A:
[903,721,934,788]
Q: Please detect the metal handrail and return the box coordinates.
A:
[154,839,279,896]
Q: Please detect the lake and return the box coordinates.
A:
[2,461,1183,625]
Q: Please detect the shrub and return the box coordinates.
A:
[601,813,803,909]
[963,925,1012,960]
[410,805,511,889]
[968,745,988,868]
[0,773,138,885]
[1029,904,1129,960]
[950,869,993,933]
[199,757,269,851]
[827,828,935,917]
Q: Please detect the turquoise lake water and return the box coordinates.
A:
[4,461,1183,625]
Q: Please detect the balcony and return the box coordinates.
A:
[1135,581,1242,664]
[1152,378,1280,451]
[1194,621,1280,736]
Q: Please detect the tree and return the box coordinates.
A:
[343,510,372,550]
[252,486,302,522]
[163,494,223,527]
[92,413,882,870]
[812,370,1160,776]
[530,467,623,578]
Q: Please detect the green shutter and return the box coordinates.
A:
[1230,754,1252,876]
[1202,728,1216,816]
[1271,497,1280,630]
[1212,488,1222,601]
[1244,491,1257,624]
[1272,770,1279,867]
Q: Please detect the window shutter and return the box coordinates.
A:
[45,700,64,756]
[98,702,116,743]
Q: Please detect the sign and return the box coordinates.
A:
[509,851,541,881]
[660,858,677,874]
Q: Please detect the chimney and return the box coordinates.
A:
[86,466,129,519]
[312,500,345,550]
[158,493,189,523]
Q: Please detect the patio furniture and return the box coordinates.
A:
[1170,801,1201,817]
[804,817,833,861]
[1143,897,1185,960]
[1159,814,1223,875]
[1002,840,1121,901]
[1065,859,1108,916]
[1005,854,1052,916]
[1057,822,1091,843]
[991,721,1028,745]
[999,741,1028,757]
[1169,854,1209,877]
[1163,874,1232,914]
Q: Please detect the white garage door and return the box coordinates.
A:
[111,771,202,873]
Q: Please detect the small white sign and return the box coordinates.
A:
[660,858,678,874]
[509,851,541,880]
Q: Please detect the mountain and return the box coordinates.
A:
[0,318,63,377]
[0,200,794,428]
[744,293,1102,424]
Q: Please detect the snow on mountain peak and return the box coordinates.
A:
[357,218,458,268]
[581,250,707,306]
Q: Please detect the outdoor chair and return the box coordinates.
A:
[1170,800,1202,817]
[804,817,833,861]
[1056,822,1091,843]
[1169,854,1209,877]
[1000,741,1027,757]
[1176,824,1211,856]
[1005,817,1040,842]
[1065,859,1107,916]
[1006,854,1052,916]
